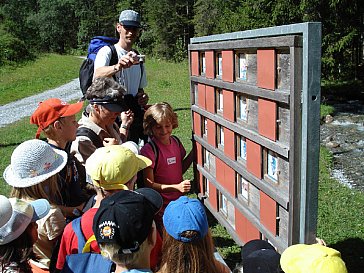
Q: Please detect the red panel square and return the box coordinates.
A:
[246,220,260,241]
[235,210,248,242]
[198,172,204,194]
[246,139,262,179]
[224,128,235,160]
[260,191,277,235]
[191,51,199,76]
[258,99,277,141]
[222,50,234,82]
[205,51,215,79]
[206,86,215,113]
[224,165,236,196]
[209,183,217,211]
[215,157,225,184]
[196,142,203,166]
[207,119,216,147]
[193,112,201,137]
[223,89,235,122]
[257,49,276,90]
[198,84,206,109]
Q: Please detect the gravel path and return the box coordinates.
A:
[0,79,81,127]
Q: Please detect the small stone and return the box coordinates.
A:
[325,115,334,123]
[326,141,340,148]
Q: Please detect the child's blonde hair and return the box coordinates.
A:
[143,102,178,136]
[10,175,62,205]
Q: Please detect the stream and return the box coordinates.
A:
[320,100,364,192]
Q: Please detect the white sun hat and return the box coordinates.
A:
[3,139,67,187]
[0,195,13,228]
[121,141,140,155]
[0,198,50,245]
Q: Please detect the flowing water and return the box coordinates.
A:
[320,100,364,192]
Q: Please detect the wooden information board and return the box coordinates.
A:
[189,22,322,252]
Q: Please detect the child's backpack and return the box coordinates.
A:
[60,217,114,273]
[79,36,119,98]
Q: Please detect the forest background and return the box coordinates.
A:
[1,0,363,82]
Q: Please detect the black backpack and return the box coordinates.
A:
[79,36,119,97]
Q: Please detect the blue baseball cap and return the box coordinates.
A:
[163,196,208,242]
[119,10,141,28]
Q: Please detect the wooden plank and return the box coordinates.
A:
[288,46,303,244]
[277,104,290,146]
[188,35,303,50]
[191,76,290,104]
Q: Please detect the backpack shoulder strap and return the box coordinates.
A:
[76,127,103,148]
[171,135,181,147]
[108,44,119,83]
[108,44,118,66]
[147,140,159,172]
[71,217,85,254]
[131,48,144,87]
[82,235,97,253]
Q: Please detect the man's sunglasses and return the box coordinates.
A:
[121,24,141,31]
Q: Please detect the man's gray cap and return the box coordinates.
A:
[119,10,141,28]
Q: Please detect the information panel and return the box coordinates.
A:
[189,22,321,252]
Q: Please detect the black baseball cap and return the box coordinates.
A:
[92,188,162,253]
[89,96,127,113]
[242,239,281,273]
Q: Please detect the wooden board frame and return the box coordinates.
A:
[189,23,321,252]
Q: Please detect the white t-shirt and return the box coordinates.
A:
[94,44,147,96]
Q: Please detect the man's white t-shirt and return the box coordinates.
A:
[94,44,147,96]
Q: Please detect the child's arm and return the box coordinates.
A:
[143,167,191,193]
[182,139,195,174]
[58,203,85,218]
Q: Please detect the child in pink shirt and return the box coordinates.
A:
[141,102,193,232]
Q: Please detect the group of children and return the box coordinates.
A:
[0,76,349,273]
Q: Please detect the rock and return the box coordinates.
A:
[325,115,334,123]
[324,135,334,142]
[326,141,340,148]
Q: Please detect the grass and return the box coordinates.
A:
[320,104,335,118]
[0,54,83,105]
[316,147,364,272]
[0,55,363,271]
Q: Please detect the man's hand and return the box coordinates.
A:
[103,137,119,146]
[120,110,134,128]
[114,51,139,71]
[137,92,149,107]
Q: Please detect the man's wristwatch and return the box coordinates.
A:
[121,124,129,130]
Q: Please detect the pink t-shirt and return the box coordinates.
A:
[141,136,186,205]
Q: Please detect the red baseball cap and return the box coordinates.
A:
[30,98,84,139]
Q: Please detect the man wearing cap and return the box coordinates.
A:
[70,77,134,166]
[56,145,163,272]
[93,188,163,273]
[30,98,90,219]
[94,9,149,144]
